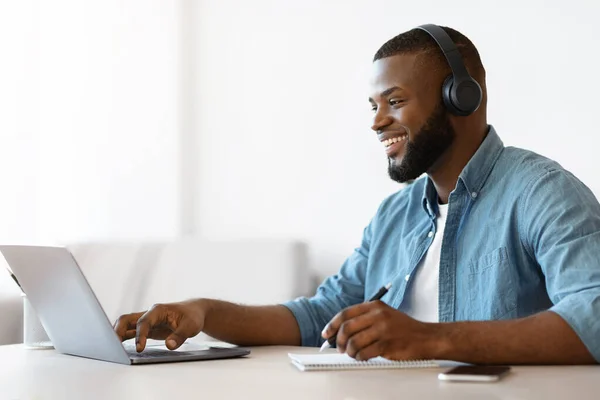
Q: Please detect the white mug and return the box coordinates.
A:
[22,294,53,349]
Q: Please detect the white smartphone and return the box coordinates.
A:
[438,365,511,382]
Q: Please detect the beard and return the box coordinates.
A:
[388,102,455,184]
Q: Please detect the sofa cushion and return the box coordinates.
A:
[69,238,310,325]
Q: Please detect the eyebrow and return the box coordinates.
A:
[368,86,404,103]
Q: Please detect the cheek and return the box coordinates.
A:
[392,105,423,133]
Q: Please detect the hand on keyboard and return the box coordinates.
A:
[114,300,208,353]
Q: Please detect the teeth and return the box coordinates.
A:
[383,135,407,147]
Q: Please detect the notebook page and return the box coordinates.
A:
[288,353,439,371]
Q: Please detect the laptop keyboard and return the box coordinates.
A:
[127,349,199,358]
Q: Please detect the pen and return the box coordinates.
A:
[320,282,392,352]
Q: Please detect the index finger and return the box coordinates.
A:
[322,301,379,339]
[135,308,163,352]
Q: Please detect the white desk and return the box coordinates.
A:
[0,344,598,399]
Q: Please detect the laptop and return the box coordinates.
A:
[0,245,251,365]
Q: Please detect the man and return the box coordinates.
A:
[114,25,600,364]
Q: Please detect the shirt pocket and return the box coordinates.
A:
[468,246,517,320]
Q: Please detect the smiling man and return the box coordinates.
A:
[114,25,600,365]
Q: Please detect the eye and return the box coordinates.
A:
[389,98,405,107]
[370,105,378,112]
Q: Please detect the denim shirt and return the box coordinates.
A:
[283,125,600,362]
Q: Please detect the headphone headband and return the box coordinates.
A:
[416,24,470,81]
[414,24,482,116]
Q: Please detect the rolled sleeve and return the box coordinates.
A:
[282,222,372,347]
[549,291,600,361]
[282,297,326,347]
[522,168,600,362]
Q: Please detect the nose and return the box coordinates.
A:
[371,111,392,133]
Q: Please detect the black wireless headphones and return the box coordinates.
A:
[416,24,482,116]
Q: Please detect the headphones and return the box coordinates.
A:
[416,24,482,116]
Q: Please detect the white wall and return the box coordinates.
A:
[191,0,600,279]
[3,0,600,288]
[0,0,182,245]
[0,0,39,244]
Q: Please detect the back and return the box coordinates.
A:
[0,245,130,364]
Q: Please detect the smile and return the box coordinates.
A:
[383,134,408,148]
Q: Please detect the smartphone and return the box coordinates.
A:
[438,365,511,382]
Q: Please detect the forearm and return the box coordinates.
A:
[430,311,596,364]
[196,299,302,346]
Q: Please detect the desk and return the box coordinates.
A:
[0,344,598,399]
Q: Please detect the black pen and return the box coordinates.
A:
[319,282,392,352]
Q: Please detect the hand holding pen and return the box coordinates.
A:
[320,282,392,352]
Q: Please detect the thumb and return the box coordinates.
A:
[165,324,192,350]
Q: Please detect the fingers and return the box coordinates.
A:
[335,310,380,353]
[122,329,136,341]
[321,301,381,341]
[321,303,420,362]
[113,312,144,341]
[165,321,193,350]
[354,339,384,361]
[116,302,203,352]
[135,306,166,352]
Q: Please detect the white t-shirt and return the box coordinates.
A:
[400,202,448,323]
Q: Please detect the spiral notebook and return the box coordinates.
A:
[288,353,440,371]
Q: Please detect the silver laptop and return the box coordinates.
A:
[0,245,250,365]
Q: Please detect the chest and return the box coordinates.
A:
[365,191,546,321]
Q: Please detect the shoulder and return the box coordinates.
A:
[499,146,564,177]
[496,146,599,218]
[494,146,586,195]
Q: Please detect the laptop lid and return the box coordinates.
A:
[0,245,131,364]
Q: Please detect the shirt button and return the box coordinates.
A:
[471,191,478,199]
[405,274,410,282]
[427,231,434,238]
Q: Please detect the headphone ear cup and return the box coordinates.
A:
[452,78,482,116]
[441,75,460,115]
[441,75,482,116]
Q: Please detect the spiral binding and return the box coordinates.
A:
[303,359,437,371]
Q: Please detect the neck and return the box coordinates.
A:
[428,123,488,204]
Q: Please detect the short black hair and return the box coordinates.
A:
[373,26,485,78]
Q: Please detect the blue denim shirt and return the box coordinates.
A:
[283,125,600,362]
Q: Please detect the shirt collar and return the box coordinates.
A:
[421,176,439,219]
[421,125,504,218]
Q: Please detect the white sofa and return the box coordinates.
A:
[0,238,313,345]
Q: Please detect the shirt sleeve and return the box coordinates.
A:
[521,167,600,362]
[281,221,372,347]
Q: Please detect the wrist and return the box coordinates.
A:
[198,298,214,314]
[423,322,453,359]
[185,298,213,318]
